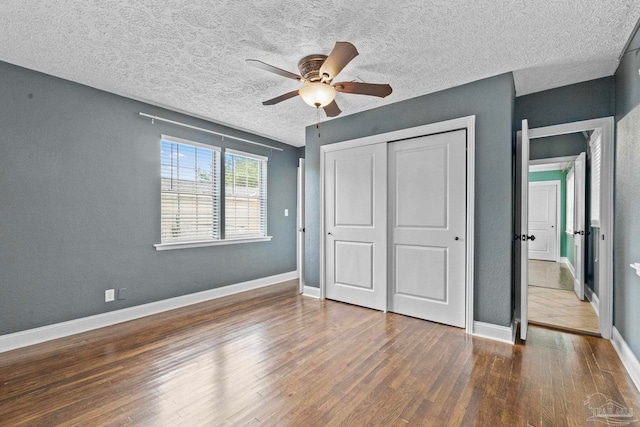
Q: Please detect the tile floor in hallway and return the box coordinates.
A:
[528,260,600,335]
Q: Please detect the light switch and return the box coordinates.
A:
[284,209,289,217]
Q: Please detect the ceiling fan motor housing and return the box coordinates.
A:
[298,54,328,82]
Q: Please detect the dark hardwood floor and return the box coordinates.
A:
[0,280,638,426]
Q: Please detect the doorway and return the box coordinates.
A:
[517,118,614,340]
[526,153,598,335]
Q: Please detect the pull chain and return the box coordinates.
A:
[316,106,320,138]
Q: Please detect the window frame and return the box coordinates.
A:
[154,137,271,251]
[224,148,269,240]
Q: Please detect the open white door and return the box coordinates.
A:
[297,159,305,293]
[516,120,530,340]
[573,152,586,300]
[324,142,387,311]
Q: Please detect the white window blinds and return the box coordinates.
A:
[225,149,267,239]
[566,166,575,235]
[160,136,220,243]
[589,130,602,228]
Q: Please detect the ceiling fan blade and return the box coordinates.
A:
[246,59,303,81]
[319,42,359,81]
[262,90,300,106]
[323,100,342,117]
[333,81,392,98]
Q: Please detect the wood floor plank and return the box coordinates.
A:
[0,280,638,426]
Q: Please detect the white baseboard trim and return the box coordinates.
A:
[0,271,297,354]
[302,286,320,299]
[611,327,640,392]
[585,286,600,316]
[561,257,576,279]
[472,321,515,344]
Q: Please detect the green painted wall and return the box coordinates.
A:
[528,170,573,265]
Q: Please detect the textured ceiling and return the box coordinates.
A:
[1,1,639,146]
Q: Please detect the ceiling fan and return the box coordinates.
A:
[247,42,392,117]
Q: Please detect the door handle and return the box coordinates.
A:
[522,235,535,241]
[455,236,461,241]
[327,232,333,236]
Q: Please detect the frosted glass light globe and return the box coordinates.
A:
[299,82,337,107]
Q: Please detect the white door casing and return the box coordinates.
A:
[389,130,467,327]
[297,159,305,293]
[517,119,530,340]
[324,142,387,311]
[528,182,559,262]
[573,152,586,300]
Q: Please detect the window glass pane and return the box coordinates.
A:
[160,138,220,243]
[224,151,267,238]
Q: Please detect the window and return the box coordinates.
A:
[566,165,575,235]
[225,149,268,239]
[589,130,602,228]
[156,138,270,250]
[160,136,220,243]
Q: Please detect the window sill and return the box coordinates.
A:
[154,236,273,251]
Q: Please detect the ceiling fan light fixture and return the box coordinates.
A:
[298,82,336,108]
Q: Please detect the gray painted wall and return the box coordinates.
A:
[304,73,515,327]
[529,133,587,160]
[515,77,615,130]
[0,62,299,335]
[614,26,640,360]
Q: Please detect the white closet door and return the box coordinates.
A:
[389,130,466,327]
[325,142,387,311]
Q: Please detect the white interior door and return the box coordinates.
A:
[573,152,586,300]
[528,182,558,261]
[325,143,387,311]
[389,130,467,327]
[516,120,530,340]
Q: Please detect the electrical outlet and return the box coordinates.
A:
[105,289,115,302]
[117,288,127,300]
[284,209,289,217]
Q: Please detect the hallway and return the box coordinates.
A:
[528,260,599,335]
